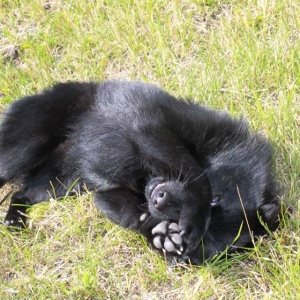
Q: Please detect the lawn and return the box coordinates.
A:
[0,0,299,299]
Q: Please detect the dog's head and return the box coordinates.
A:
[195,164,281,263]
[180,131,283,264]
[145,138,282,264]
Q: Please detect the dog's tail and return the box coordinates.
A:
[0,82,99,184]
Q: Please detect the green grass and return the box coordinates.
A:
[0,0,299,298]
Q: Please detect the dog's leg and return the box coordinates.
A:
[94,186,159,233]
[94,186,187,261]
[4,191,30,228]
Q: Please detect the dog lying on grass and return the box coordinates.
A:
[0,81,281,264]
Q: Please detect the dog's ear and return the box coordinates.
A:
[259,188,282,231]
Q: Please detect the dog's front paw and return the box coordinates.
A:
[151,221,184,255]
[139,212,150,222]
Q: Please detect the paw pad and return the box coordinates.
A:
[140,213,149,222]
[151,221,184,255]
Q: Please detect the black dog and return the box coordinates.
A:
[0,81,281,264]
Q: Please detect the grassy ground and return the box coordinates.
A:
[0,0,299,299]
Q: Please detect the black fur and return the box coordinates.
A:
[0,81,281,264]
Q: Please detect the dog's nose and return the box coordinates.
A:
[152,190,172,210]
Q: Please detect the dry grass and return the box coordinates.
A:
[1,0,299,299]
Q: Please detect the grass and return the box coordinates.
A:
[0,0,299,298]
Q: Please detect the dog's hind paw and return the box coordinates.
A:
[4,212,26,229]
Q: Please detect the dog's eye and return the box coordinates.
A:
[211,195,221,206]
